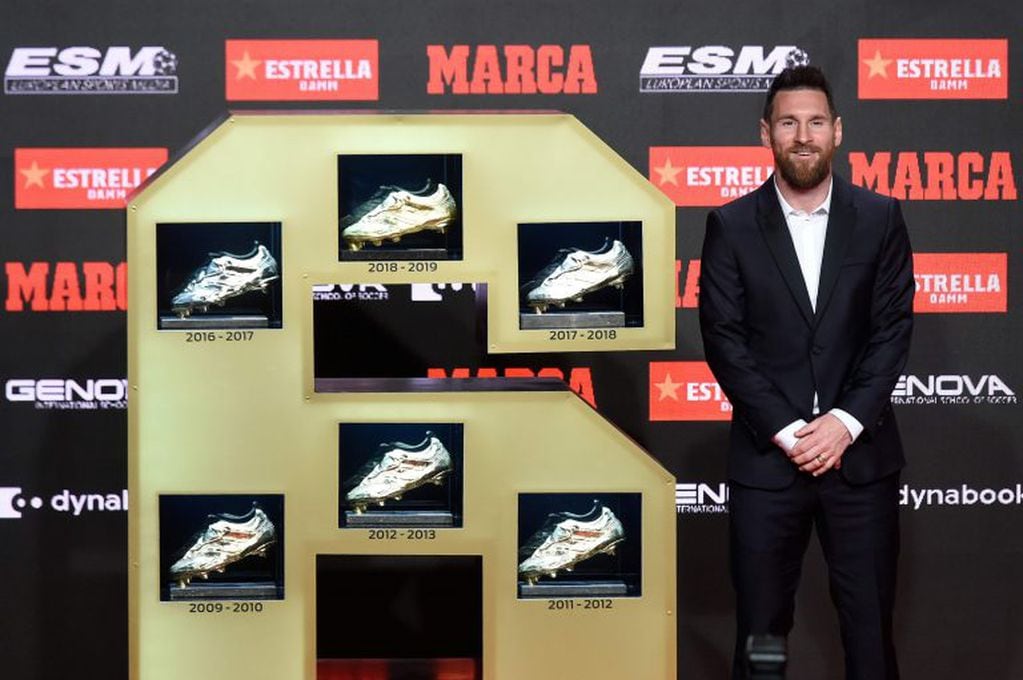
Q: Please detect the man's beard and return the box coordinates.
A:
[773,143,833,190]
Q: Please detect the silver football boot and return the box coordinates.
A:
[171,242,279,318]
[518,504,625,585]
[346,432,453,513]
[525,239,634,314]
[341,181,456,251]
[169,505,276,589]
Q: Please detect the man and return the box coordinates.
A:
[698,66,913,679]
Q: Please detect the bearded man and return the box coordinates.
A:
[698,66,914,679]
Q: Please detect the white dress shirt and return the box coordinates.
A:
[771,178,864,452]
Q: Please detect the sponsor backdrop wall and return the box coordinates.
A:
[0,1,1019,678]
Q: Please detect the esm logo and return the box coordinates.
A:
[427,45,597,94]
[5,46,178,94]
[640,45,808,92]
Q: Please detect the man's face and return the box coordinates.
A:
[760,88,842,190]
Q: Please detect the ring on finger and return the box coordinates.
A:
[815,453,826,465]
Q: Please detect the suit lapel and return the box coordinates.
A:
[814,175,857,325]
[756,182,814,326]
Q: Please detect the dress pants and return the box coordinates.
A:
[729,470,900,680]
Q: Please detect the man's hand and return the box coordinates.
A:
[788,413,852,476]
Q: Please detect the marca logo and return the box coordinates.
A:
[858,38,1007,99]
[848,151,1017,200]
[675,259,700,309]
[4,378,128,410]
[892,374,1016,406]
[0,486,128,519]
[427,44,597,95]
[14,148,166,209]
[226,39,378,101]
[427,367,596,407]
[640,45,808,92]
[651,147,772,207]
[913,253,1006,313]
[676,482,729,514]
[4,261,126,312]
[4,46,178,94]
[650,361,731,421]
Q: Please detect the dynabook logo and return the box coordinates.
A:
[427,45,597,95]
[640,45,808,92]
[650,361,731,421]
[226,39,378,101]
[913,253,1006,313]
[848,152,1017,200]
[0,486,127,519]
[4,261,126,312]
[902,484,1023,511]
[650,147,773,207]
[4,379,128,410]
[15,148,166,209]
[676,483,729,514]
[892,374,1015,406]
[4,46,178,94]
[858,38,1007,99]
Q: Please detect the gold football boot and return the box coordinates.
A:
[518,504,625,585]
[169,505,276,588]
[171,242,278,318]
[346,433,452,513]
[525,239,634,314]
[341,181,456,251]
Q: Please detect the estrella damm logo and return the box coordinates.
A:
[858,38,1007,99]
[225,39,378,101]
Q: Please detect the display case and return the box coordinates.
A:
[316,554,482,679]
[338,153,463,261]
[517,493,641,598]
[155,221,283,330]
[339,423,464,527]
[517,221,643,330]
[159,494,284,601]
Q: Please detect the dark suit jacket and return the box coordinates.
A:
[699,174,914,489]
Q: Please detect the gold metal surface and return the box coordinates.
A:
[128,112,676,680]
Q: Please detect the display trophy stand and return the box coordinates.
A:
[128,112,677,680]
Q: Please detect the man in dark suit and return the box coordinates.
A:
[699,66,914,679]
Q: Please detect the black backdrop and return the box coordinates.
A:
[0,1,1020,678]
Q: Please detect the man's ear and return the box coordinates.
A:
[834,116,843,147]
[759,118,771,148]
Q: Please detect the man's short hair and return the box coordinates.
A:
[762,66,838,122]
